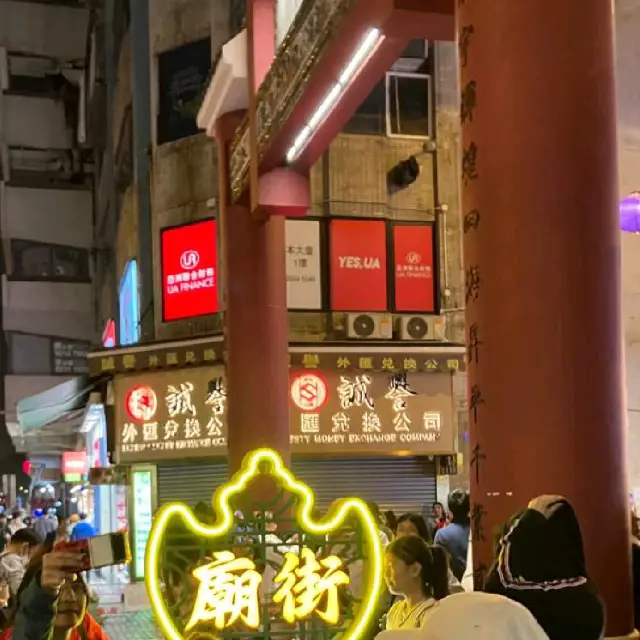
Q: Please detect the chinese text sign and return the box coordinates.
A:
[132,470,153,580]
[329,220,387,311]
[285,219,322,309]
[393,225,435,312]
[114,368,454,461]
[161,219,219,322]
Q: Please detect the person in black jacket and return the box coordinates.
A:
[484,495,604,640]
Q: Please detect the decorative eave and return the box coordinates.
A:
[227,0,455,202]
[197,29,249,139]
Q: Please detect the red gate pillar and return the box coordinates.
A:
[216,112,290,474]
[458,1,633,636]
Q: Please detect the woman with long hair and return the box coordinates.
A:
[383,535,449,630]
[484,495,604,640]
[1,541,108,640]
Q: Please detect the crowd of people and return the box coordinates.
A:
[374,492,607,640]
[0,492,634,639]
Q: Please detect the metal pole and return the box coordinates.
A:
[103,0,119,345]
[129,0,154,341]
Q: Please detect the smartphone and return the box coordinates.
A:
[54,531,132,571]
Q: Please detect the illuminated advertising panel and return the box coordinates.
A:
[119,260,140,346]
[161,219,218,322]
[329,220,387,311]
[393,224,435,312]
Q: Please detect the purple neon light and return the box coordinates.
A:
[620,192,640,233]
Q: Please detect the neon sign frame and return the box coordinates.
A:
[145,448,383,640]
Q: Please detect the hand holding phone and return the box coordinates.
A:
[41,551,84,594]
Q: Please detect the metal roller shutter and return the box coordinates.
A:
[292,456,436,515]
[157,461,228,507]
[157,456,436,517]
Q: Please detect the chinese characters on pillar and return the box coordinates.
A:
[185,548,350,631]
[459,0,488,564]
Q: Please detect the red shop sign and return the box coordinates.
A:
[161,219,219,321]
[62,451,89,476]
[393,225,435,312]
[330,220,387,311]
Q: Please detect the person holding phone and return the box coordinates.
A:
[1,546,108,640]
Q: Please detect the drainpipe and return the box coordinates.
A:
[103,0,119,344]
[129,0,154,341]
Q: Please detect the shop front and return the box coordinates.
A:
[91,339,464,579]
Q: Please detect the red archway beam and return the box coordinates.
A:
[228,0,454,202]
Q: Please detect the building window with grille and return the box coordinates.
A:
[10,240,90,282]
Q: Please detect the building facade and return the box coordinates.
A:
[0,0,94,480]
[84,0,467,581]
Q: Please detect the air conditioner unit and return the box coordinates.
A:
[398,315,446,341]
[346,313,393,340]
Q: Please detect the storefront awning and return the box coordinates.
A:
[16,376,94,434]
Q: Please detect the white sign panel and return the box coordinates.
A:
[285,219,322,310]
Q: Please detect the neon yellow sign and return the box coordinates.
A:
[274,548,350,625]
[145,448,383,640]
[186,551,262,631]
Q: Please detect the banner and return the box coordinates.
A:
[329,220,387,311]
[161,219,218,322]
[285,220,322,309]
[393,225,435,312]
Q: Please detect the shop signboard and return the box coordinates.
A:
[161,219,219,322]
[145,449,383,640]
[329,219,387,311]
[62,451,88,481]
[285,219,322,310]
[132,469,153,580]
[52,339,90,375]
[113,366,455,462]
[89,338,464,376]
[393,224,435,312]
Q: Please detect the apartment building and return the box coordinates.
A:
[0,0,94,472]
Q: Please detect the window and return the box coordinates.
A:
[8,333,52,375]
[386,72,432,138]
[7,333,89,376]
[11,240,90,282]
[157,39,212,144]
[343,41,432,139]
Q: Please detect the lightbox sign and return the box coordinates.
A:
[119,260,140,346]
[329,220,387,311]
[132,469,153,580]
[393,225,435,312]
[145,449,383,640]
[102,319,116,348]
[62,451,88,482]
[285,219,322,310]
[161,219,218,322]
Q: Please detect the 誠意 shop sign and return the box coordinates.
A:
[113,366,455,462]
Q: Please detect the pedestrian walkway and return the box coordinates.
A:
[102,609,161,640]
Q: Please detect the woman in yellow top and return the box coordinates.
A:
[383,535,449,630]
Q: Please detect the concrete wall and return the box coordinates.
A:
[0,1,88,61]
[1,94,72,149]
[1,185,92,248]
[2,279,94,341]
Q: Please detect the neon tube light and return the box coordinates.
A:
[286,28,384,163]
[145,448,383,640]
